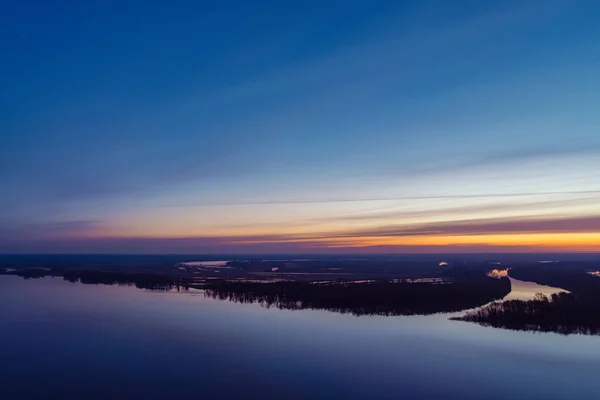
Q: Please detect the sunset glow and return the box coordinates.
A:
[1,1,599,254]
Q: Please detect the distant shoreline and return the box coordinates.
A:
[3,255,600,334]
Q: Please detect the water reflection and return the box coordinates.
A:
[1,276,600,400]
[204,279,510,316]
[487,269,566,301]
[453,292,600,335]
[15,269,190,291]
[7,267,600,337]
[505,277,567,301]
[454,269,600,335]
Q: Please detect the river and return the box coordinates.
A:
[505,276,568,301]
[487,268,567,301]
[0,276,599,399]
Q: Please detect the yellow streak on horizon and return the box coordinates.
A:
[321,232,600,250]
[90,218,600,251]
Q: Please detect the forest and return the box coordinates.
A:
[204,275,511,316]
[454,264,600,335]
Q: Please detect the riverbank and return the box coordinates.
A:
[452,267,600,335]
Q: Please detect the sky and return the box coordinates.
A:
[1,0,599,254]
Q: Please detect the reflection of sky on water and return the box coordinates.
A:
[0,276,599,400]
[487,269,567,301]
[180,261,230,267]
[504,277,568,301]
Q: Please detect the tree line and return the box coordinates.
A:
[453,264,600,335]
[204,277,510,316]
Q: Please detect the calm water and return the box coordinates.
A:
[505,277,567,301]
[1,276,599,400]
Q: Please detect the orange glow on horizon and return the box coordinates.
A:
[321,232,600,250]
[82,230,600,252]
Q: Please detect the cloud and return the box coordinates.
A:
[396,142,600,177]
[3,214,599,255]
[3,0,574,206]
[1,236,597,255]
[0,219,102,240]
[158,214,600,243]
[310,215,600,240]
[3,0,598,246]
[311,196,600,225]
[0,236,328,255]
[165,189,600,207]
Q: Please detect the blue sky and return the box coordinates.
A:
[1,0,599,253]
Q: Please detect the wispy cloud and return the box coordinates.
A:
[164,190,600,207]
[0,219,102,240]
[145,215,600,243]
[325,215,600,239]
[2,233,598,255]
[309,195,600,225]
[393,142,600,177]
[2,0,599,256]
